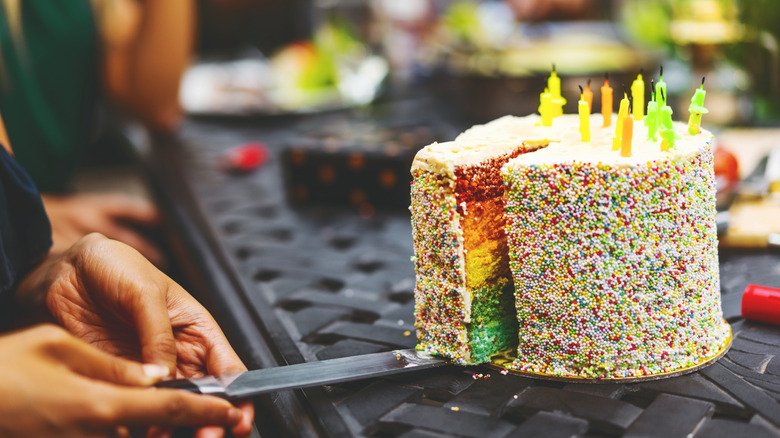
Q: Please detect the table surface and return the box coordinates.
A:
[143,100,780,438]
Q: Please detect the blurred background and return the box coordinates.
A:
[178,0,780,248]
[188,0,779,126]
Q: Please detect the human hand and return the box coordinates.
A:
[42,192,165,267]
[16,233,254,437]
[0,324,244,437]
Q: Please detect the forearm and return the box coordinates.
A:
[103,1,197,131]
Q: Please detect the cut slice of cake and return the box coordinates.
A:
[410,115,578,364]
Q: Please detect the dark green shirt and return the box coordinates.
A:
[0,0,97,192]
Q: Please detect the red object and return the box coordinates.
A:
[223,143,268,173]
[742,284,780,325]
[713,146,739,192]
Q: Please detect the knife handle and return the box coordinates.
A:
[155,376,228,399]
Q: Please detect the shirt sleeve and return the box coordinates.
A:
[0,146,52,325]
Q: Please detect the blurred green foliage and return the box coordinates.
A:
[622,0,780,123]
[728,0,780,122]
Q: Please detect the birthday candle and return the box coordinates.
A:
[687,77,709,135]
[621,113,633,157]
[659,90,675,151]
[645,81,659,141]
[584,79,593,113]
[602,74,613,127]
[613,92,630,151]
[631,71,644,120]
[578,85,590,142]
[548,64,566,117]
[539,88,553,127]
[655,66,667,108]
[548,64,561,99]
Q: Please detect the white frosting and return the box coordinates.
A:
[412,114,712,174]
[509,117,711,168]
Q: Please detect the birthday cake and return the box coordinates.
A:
[410,95,729,378]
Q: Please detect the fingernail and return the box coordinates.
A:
[142,364,170,380]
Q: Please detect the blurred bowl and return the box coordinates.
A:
[428,22,659,124]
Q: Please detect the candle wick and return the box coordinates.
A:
[660,87,666,102]
[579,84,584,95]
[660,65,664,79]
[701,76,706,88]
[552,63,556,73]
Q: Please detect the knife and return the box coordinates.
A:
[155,349,448,400]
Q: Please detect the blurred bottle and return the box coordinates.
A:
[370,0,437,85]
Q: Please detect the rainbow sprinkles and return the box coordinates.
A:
[410,75,730,380]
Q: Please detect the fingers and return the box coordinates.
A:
[38,325,169,386]
[98,192,161,227]
[130,288,178,374]
[107,387,243,430]
[70,236,178,371]
[231,400,255,438]
[102,222,166,267]
[194,426,226,438]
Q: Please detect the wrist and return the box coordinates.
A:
[13,252,66,327]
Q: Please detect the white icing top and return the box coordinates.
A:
[411,114,713,173]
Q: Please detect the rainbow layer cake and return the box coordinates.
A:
[410,113,730,378]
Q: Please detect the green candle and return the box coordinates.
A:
[659,104,675,151]
[687,77,709,135]
[655,66,667,108]
[645,100,659,141]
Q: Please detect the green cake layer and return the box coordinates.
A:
[467,279,519,363]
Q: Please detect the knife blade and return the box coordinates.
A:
[155,349,448,400]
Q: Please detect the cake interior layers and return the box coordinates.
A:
[456,156,523,363]
[412,145,537,364]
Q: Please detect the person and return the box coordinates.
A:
[0,117,254,436]
[0,0,197,265]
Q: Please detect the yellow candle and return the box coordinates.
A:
[621,114,633,157]
[539,88,553,127]
[548,64,562,99]
[631,72,644,120]
[578,85,590,142]
[602,74,613,127]
[612,92,630,150]
[548,64,566,117]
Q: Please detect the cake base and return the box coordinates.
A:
[484,323,732,384]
